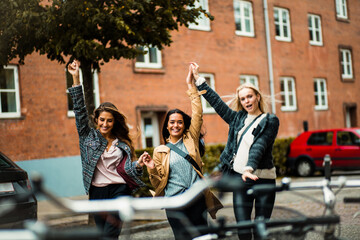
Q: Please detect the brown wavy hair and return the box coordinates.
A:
[92,102,136,161]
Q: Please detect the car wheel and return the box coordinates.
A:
[296,159,314,177]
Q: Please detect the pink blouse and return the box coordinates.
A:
[91,139,126,187]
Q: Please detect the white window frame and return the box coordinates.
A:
[233,0,255,37]
[308,14,323,46]
[340,49,353,79]
[240,75,259,89]
[135,46,162,69]
[0,65,21,118]
[66,69,100,117]
[274,7,291,42]
[335,0,348,19]
[280,77,297,111]
[200,73,216,114]
[188,0,211,31]
[314,78,328,110]
[141,112,160,149]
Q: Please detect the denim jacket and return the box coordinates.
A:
[196,82,279,172]
[68,85,145,194]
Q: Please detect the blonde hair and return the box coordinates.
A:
[227,83,268,113]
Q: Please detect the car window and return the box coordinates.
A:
[337,131,360,146]
[307,132,333,145]
[0,155,14,169]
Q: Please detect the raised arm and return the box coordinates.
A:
[67,60,90,139]
[190,63,237,125]
[186,64,203,140]
[68,61,80,86]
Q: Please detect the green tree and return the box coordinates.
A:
[0,0,213,113]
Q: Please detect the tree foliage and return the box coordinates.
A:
[0,0,213,113]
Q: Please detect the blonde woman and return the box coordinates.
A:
[191,63,279,240]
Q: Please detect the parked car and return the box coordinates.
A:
[0,151,37,228]
[287,128,360,177]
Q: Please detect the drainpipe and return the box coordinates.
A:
[263,0,276,114]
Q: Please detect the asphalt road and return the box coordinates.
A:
[119,172,360,240]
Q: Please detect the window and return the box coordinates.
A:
[308,14,323,46]
[135,46,162,69]
[141,112,160,148]
[274,7,291,42]
[233,0,255,37]
[66,69,100,117]
[337,131,359,146]
[280,77,297,111]
[188,0,211,31]
[240,75,259,88]
[340,49,353,79]
[307,132,333,146]
[314,78,328,110]
[0,65,21,118]
[335,0,348,19]
[200,73,215,113]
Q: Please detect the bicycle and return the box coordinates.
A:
[190,175,360,240]
[0,173,359,240]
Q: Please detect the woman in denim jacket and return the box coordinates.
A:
[191,63,279,240]
[67,61,152,240]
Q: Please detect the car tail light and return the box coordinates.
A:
[26,179,32,190]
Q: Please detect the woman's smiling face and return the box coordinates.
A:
[97,111,114,137]
[167,113,185,141]
[238,87,261,114]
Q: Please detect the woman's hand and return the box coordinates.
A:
[190,62,200,81]
[242,171,259,182]
[137,151,155,169]
[186,63,195,89]
[67,60,80,86]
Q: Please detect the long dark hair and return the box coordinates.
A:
[92,102,136,161]
[162,109,205,157]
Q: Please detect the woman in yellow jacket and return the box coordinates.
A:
[146,63,222,239]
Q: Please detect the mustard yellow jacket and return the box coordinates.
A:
[147,86,223,219]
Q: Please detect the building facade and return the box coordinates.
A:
[0,0,359,196]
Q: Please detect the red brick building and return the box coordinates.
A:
[0,0,358,195]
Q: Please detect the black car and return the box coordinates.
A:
[0,151,37,228]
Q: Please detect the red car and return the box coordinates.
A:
[287,128,360,177]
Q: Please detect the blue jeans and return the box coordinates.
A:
[231,171,276,240]
[89,184,131,240]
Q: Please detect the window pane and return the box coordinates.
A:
[287,80,292,91]
[1,92,16,112]
[275,25,280,36]
[281,95,286,106]
[308,132,333,145]
[274,9,279,21]
[136,46,145,63]
[146,137,153,148]
[0,69,15,89]
[149,47,158,63]
[244,6,249,17]
[284,26,288,37]
[245,19,250,32]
